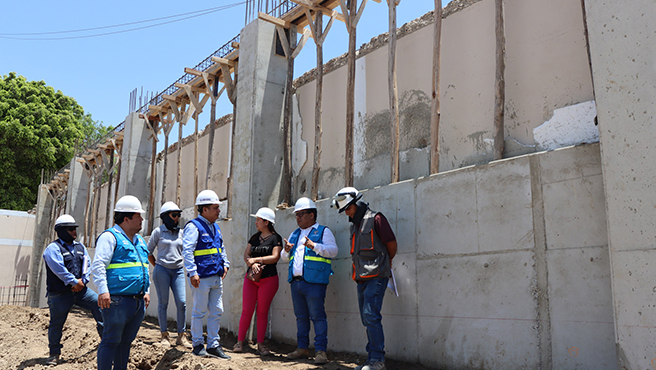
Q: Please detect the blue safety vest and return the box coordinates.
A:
[45,240,85,294]
[188,218,226,278]
[287,225,333,284]
[105,228,150,295]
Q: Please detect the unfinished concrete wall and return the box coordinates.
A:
[0,210,35,295]
[584,0,656,369]
[293,0,595,202]
[261,143,614,369]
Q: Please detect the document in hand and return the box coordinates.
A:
[387,270,399,297]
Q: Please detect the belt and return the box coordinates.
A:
[292,276,304,281]
[117,294,145,299]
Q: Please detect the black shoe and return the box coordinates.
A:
[207,346,231,359]
[192,344,207,356]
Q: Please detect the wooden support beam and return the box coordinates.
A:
[231,41,239,49]
[493,0,506,160]
[184,67,202,77]
[259,12,292,29]
[210,57,235,67]
[430,0,443,174]
[162,94,182,103]
[259,12,313,38]
[388,0,400,183]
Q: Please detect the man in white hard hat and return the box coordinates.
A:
[43,214,104,366]
[332,187,397,370]
[281,197,338,365]
[181,190,231,359]
[92,195,150,370]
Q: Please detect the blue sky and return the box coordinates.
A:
[1,1,435,150]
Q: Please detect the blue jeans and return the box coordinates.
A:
[152,264,187,333]
[47,287,103,356]
[190,274,223,349]
[290,279,328,351]
[98,295,145,370]
[357,278,387,363]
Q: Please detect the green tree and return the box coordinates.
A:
[0,72,109,210]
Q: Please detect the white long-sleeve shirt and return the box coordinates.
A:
[281,223,338,278]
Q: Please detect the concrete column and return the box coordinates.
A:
[584,1,656,368]
[233,19,287,237]
[28,184,54,307]
[65,157,88,236]
[117,113,153,226]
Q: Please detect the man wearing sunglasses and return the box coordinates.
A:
[43,214,104,366]
[332,187,397,370]
[281,197,338,365]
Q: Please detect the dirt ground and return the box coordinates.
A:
[0,305,437,370]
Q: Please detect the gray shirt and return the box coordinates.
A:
[148,225,184,269]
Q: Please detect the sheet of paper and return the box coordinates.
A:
[387,270,399,297]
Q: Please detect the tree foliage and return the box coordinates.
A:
[0,72,110,210]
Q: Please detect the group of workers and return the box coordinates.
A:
[42,186,396,370]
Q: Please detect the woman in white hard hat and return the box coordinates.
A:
[147,202,192,349]
[233,207,282,356]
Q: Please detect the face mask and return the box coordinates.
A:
[161,213,179,231]
[56,227,75,244]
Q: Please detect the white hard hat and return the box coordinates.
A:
[160,201,181,216]
[54,214,78,229]
[114,195,146,213]
[250,207,276,224]
[294,197,316,213]
[195,190,220,205]
[331,187,362,213]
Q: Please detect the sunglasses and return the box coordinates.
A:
[169,212,181,218]
[66,227,77,232]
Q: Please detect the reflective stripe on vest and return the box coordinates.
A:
[287,225,333,284]
[193,248,218,256]
[107,261,149,269]
[304,256,332,264]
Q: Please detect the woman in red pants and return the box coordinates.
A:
[233,207,282,356]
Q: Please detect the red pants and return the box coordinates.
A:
[238,274,279,343]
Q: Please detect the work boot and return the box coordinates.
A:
[286,347,310,359]
[46,354,59,366]
[159,331,171,348]
[176,332,192,349]
[314,350,328,364]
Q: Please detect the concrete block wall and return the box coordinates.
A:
[127,143,614,369]
[235,143,610,369]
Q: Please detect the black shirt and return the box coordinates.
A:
[248,232,282,279]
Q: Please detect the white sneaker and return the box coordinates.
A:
[362,362,386,370]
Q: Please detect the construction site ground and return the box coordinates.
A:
[0,305,437,370]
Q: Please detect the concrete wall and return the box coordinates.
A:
[293,0,595,202]
[134,144,615,369]
[584,0,656,369]
[0,210,35,295]
[260,143,612,369]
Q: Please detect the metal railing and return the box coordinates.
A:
[136,34,241,114]
[0,277,29,306]
[245,0,299,25]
